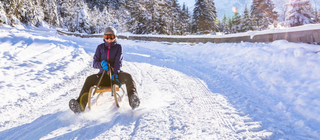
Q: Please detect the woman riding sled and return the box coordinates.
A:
[69,26,140,113]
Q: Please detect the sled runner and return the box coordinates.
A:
[87,65,125,110]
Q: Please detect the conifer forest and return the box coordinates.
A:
[0,0,319,35]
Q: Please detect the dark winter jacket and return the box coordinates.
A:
[93,41,123,74]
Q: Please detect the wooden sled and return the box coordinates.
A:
[87,84,125,110]
[87,64,126,110]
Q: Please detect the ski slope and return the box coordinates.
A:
[1,25,320,139]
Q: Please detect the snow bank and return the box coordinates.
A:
[0,26,91,106]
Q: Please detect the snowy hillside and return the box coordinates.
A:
[1,25,320,139]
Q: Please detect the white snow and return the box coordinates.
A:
[1,24,320,139]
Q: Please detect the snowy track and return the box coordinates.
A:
[1,61,271,139]
[1,26,320,139]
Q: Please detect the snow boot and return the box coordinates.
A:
[69,99,83,114]
[129,94,140,110]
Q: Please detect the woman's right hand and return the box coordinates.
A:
[101,60,109,71]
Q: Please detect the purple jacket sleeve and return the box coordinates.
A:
[114,45,123,74]
[93,45,102,69]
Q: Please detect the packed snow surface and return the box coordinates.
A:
[0,25,320,139]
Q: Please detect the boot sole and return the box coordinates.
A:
[69,99,82,114]
[130,94,140,110]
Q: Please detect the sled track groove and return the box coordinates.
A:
[183,65,237,139]
[186,65,273,138]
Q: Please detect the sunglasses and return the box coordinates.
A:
[104,34,115,40]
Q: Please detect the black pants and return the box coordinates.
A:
[76,71,137,109]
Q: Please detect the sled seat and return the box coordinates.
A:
[90,86,120,95]
[88,85,124,110]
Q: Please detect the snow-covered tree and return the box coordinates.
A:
[317,10,320,23]
[42,0,59,27]
[57,0,71,27]
[58,0,76,31]
[241,5,253,32]
[311,0,319,23]
[277,0,290,22]
[221,14,229,34]
[192,0,217,34]
[311,8,319,23]
[126,0,150,34]
[251,0,278,30]
[88,6,100,33]
[181,3,191,34]
[227,18,233,33]
[147,0,163,34]
[0,0,189,34]
[113,0,129,33]
[14,0,30,23]
[265,0,279,27]
[286,0,315,27]
[108,0,121,10]
[170,0,182,35]
[250,0,263,30]
[1,0,42,26]
[0,1,8,25]
[125,0,186,35]
[29,0,44,27]
[77,2,91,33]
[231,12,241,33]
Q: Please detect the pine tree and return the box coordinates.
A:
[88,6,100,33]
[208,0,218,32]
[113,0,129,33]
[181,3,191,34]
[147,0,161,34]
[250,0,263,30]
[264,0,279,28]
[160,0,174,35]
[227,18,233,34]
[231,11,241,33]
[126,0,148,34]
[215,18,221,33]
[62,0,78,32]
[192,0,217,34]
[0,1,8,25]
[312,9,319,23]
[57,0,70,20]
[29,0,44,27]
[286,0,315,27]
[1,0,42,26]
[170,0,182,35]
[101,6,113,27]
[14,0,28,25]
[126,0,182,35]
[42,0,59,26]
[139,0,153,34]
[277,0,289,23]
[108,0,121,9]
[317,9,320,23]
[17,0,43,26]
[250,0,278,30]
[9,0,22,26]
[222,14,228,34]
[241,5,253,32]
[78,1,91,33]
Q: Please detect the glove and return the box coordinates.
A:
[112,74,122,87]
[101,60,109,71]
